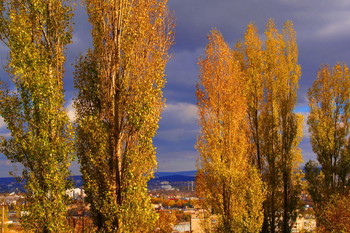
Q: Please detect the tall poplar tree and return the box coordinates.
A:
[262,20,303,233]
[74,0,174,232]
[242,24,265,173]
[279,22,303,233]
[0,0,73,232]
[241,20,303,233]
[196,30,265,233]
[306,63,350,212]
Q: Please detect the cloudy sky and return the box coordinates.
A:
[1,0,350,176]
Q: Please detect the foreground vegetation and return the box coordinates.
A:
[0,0,348,232]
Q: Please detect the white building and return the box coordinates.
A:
[66,188,85,199]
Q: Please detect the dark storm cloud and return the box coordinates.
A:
[163,48,202,103]
[164,0,350,170]
[64,3,92,100]
[0,0,349,175]
[169,0,301,52]
[168,0,350,101]
[154,102,198,171]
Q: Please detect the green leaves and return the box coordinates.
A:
[0,0,73,232]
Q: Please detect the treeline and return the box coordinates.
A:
[197,21,302,233]
[0,0,173,232]
[197,20,350,233]
[0,1,348,233]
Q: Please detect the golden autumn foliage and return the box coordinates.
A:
[74,0,174,232]
[155,211,178,233]
[317,191,350,233]
[306,63,350,221]
[261,20,303,233]
[308,64,350,191]
[197,20,303,233]
[197,30,265,233]
[241,20,303,233]
[241,23,265,172]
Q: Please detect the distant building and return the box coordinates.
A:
[173,222,190,232]
[66,188,85,199]
[187,181,195,191]
[153,203,163,210]
[292,215,316,232]
[190,212,217,233]
[190,214,204,233]
[160,181,175,190]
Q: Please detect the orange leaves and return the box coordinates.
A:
[317,192,350,233]
[197,29,265,232]
[197,20,303,232]
[198,30,245,125]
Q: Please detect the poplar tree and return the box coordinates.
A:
[279,22,303,233]
[0,0,73,232]
[242,24,265,173]
[263,20,303,233]
[241,20,303,233]
[74,0,174,232]
[196,30,265,233]
[306,63,350,211]
[263,20,302,232]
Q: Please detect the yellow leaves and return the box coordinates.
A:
[307,63,350,201]
[198,20,303,232]
[74,0,174,231]
[317,191,350,233]
[197,29,265,233]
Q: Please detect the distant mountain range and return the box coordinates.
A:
[152,171,196,182]
[0,176,85,193]
[0,171,198,193]
[154,170,196,178]
[153,175,195,182]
